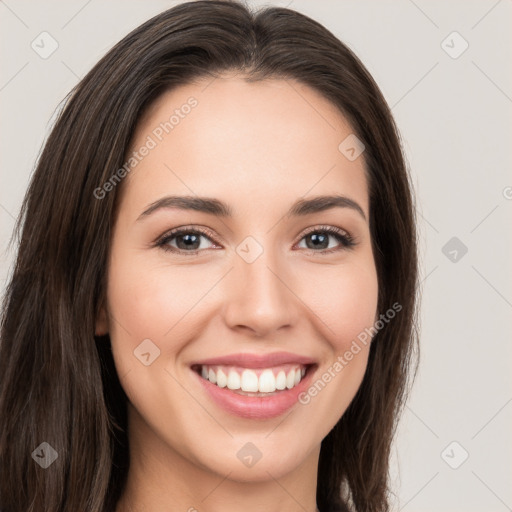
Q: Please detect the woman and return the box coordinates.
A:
[0,1,419,511]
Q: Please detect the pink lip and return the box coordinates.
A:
[191,351,316,369]
[191,361,317,420]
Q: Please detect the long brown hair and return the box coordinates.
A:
[0,1,418,511]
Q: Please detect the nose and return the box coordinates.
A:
[222,248,299,337]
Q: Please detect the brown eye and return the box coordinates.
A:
[155,225,355,255]
[157,227,218,253]
[297,226,355,253]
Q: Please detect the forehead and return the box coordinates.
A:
[120,76,369,219]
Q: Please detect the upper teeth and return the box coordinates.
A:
[200,365,307,393]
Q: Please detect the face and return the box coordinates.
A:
[97,75,378,483]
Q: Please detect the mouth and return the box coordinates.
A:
[190,362,315,396]
[189,352,318,419]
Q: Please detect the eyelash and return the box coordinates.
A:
[155,225,356,256]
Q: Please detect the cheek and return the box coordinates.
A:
[105,247,241,392]
[291,260,378,441]
[112,268,198,328]
[107,256,211,346]
[296,258,379,351]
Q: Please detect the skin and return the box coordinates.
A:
[96,74,379,512]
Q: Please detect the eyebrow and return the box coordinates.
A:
[137,194,367,222]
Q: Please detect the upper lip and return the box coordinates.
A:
[191,351,317,369]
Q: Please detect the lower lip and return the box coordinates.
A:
[192,366,316,419]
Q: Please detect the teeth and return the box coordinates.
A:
[199,364,307,393]
[227,370,241,390]
[217,368,227,388]
[286,369,295,389]
[241,369,259,392]
[276,370,286,390]
[259,369,276,393]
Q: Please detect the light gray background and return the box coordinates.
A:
[1,1,511,511]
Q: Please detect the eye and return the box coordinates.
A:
[155,224,356,255]
[156,226,219,253]
[295,225,355,254]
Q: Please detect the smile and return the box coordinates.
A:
[194,363,309,395]
[190,352,317,418]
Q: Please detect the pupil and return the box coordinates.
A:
[309,233,327,249]
[178,233,199,249]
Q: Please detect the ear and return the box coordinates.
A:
[95,303,109,336]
